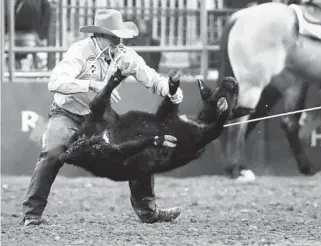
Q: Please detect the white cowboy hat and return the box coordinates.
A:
[79,9,139,39]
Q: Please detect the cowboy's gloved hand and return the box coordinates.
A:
[114,47,139,74]
[170,87,183,104]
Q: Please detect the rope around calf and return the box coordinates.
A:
[91,56,321,129]
[223,106,321,128]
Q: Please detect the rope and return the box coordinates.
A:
[223,106,321,128]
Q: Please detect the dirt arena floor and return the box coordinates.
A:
[1,173,321,246]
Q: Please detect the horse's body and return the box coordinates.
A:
[60,70,238,181]
[219,2,321,181]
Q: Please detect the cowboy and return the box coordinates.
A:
[21,9,183,226]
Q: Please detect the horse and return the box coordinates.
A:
[218,1,321,182]
[59,70,239,181]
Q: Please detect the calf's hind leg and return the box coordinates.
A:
[89,68,126,118]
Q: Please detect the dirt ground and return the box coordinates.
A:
[1,173,321,246]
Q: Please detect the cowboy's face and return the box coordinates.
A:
[96,34,121,57]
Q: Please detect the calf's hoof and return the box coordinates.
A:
[153,135,177,148]
[217,97,228,112]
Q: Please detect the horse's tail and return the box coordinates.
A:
[217,13,257,120]
[217,13,238,85]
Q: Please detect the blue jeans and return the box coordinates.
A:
[22,104,157,221]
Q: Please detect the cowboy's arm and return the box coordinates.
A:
[118,49,171,96]
[132,62,183,104]
[133,58,170,97]
[48,44,100,95]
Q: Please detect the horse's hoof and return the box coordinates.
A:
[299,166,317,176]
[236,169,256,183]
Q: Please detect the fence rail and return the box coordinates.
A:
[8,44,220,53]
[2,0,236,82]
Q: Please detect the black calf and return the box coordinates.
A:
[60,70,239,181]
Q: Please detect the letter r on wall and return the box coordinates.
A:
[21,111,39,132]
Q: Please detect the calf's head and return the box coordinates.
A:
[197,76,239,123]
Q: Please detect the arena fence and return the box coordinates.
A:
[2,0,236,82]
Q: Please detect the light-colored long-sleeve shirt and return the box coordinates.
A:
[48,37,169,115]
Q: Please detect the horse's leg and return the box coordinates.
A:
[225,83,283,181]
[280,76,317,175]
[245,84,282,138]
[224,78,283,179]
[298,88,321,141]
[224,115,252,180]
[222,8,291,181]
[223,82,266,182]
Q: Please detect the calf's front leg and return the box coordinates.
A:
[156,70,181,119]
